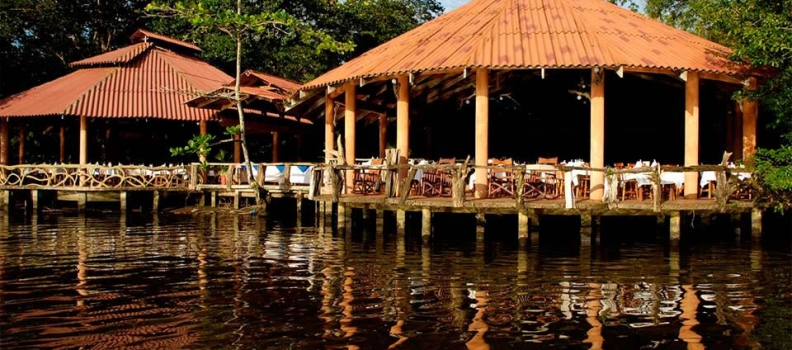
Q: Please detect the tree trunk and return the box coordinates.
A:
[235,0,260,203]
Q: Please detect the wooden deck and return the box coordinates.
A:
[313,193,755,215]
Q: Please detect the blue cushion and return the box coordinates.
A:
[297,165,310,172]
[276,165,285,172]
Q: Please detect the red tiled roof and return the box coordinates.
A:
[130,28,202,52]
[0,42,232,120]
[301,0,739,90]
[243,71,302,93]
[69,42,153,67]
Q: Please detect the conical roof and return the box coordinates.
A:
[300,0,737,90]
[0,29,232,120]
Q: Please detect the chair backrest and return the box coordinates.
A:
[369,158,383,174]
[538,157,558,165]
[490,158,513,179]
[614,162,625,169]
[438,157,456,165]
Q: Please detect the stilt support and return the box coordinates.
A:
[119,191,127,213]
[77,193,86,213]
[295,193,303,226]
[233,191,241,209]
[518,211,529,246]
[396,209,406,234]
[152,190,160,213]
[211,191,217,207]
[670,211,681,244]
[376,209,384,232]
[475,213,485,241]
[751,208,762,239]
[0,190,8,211]
[421,208,431,243]
[30,190,38,212]
[338,203,347,230]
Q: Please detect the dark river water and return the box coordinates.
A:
[0,210,790,349]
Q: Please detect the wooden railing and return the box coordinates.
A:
[0,162,318,192]
[310,156,754,211]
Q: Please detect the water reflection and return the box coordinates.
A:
[0,213,788,349]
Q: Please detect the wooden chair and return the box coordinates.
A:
[538,157,558,165]
[576,162,591,199]
[421,158,455,196]
[488,158,514,198]
[352,159,383,194]
[661,164,680,201]
[621,163,638,201]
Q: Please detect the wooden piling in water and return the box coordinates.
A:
[670,211,681,244]
[119,191,127,213]
[518,211,529,247]
[30,189,38,212]
[338,203,347,230]
[751,208,762,239]
[396,209,406,234]
[77,193,86,213]
[421,208,431,243]
[152,190,160,213]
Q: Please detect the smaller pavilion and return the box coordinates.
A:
[287,0,761,200]
[187,70,315,162]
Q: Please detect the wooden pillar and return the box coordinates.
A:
[17,123,24,164]
[59,124,66,163]
[30,189,38,212]
[0,190,8,210]
[79,115,88,165]
[199,120,207,163]
[0,118,8,164]
[119,191,127,213]
[295,134,303,161]
[325,94,335,162]
[589,68,605,200]
[684,71,700,199]
[518,211,529,246]
[474,68,489,199]
[376,209,384,231]
[295,193,303,226]
[345,85,356,191]
[233,133,241,163]
[733,101,744,161]
[670,211,681,244]
[233,190,241,209]
[379,113,387,159]
[421,208,431,243]
[152,190,160,213]
[396,209,406,234]
[272,131,279,162]
[338,203,347,229]
[396,75,410,182]
[742,78,758,163]
[580,211,592,246]
[751,208,762,238]
[76,193,86,213]
[210,191,217,207]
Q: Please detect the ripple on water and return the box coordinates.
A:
[0,214,790,349]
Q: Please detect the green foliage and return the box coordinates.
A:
[224,125,241,136]
[643,0,792,143]
[750,146,792,213]
[170,133,215,169]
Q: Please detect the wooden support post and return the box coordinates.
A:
[580,211,592,246]
[731,213,742,239]
[0,118,8,164]
[590,68,605,200]
[272,131,280,162]
[233,191,241,209]
[396,209,406,234]
[742,78,759,163]
[59,124,66,163]
[211,191,217,207]
[200,120,208,136]
[345,85,356,192]
[0,190,8,211]
[338,203,347,229]
[317,201,326,230]
[295,193,303,226]
[751,208,762,239]
[325,94,335,161]
[684,71,700,199]
[379,113,387,159]
[119,191,127,213]
[361,204,369,220]
[233,133,241,164]
[670,211,681,244]
[518,211,529,247]
[376,209,384,231]
[77,193,86,213]
[474,68,489,199]
[18,123,24,164]
[30,189,38,212]
[475,213,486,241]
[733,101,744,161]
[79,115,87,186]
[396,75,410,184]
[152,190,160,213]
[421,208,431,243]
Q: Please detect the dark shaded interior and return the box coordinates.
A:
[349,69,759,165]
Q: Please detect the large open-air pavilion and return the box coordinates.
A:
[288,0,759,203]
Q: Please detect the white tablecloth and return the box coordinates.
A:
[264,165,313,184]
[700,170,751,187]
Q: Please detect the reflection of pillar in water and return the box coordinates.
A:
[733,242,760,349]
[389,234,410,349]
[678,285,704,350]
[669,246,680,280]
[339,268,358,340]
[197,249,208,303]
[583,283,604,350]
[466,289,490,350]
[320,265,340,338]
[559,281,573,320]
[76,217,88,308]
[580,243,591,277]
[396,231,405,269]
[422,245,430,282]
